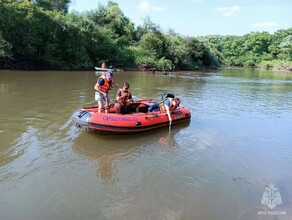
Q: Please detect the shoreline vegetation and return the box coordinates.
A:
[1,1,292,72]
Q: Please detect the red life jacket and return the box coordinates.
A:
[117,89,131,104]
[98,75,111,92]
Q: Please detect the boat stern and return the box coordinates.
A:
[71,109,92,129]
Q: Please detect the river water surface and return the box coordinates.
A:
[0,68,292,220]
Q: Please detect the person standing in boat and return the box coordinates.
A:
[114,82,134,114]
[94,63,111,113]
[105,66,119,90]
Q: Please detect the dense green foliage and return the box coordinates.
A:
[0,0,291,71]
[204,30,292,71]
[33,0,71,13]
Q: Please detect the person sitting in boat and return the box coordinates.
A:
[114,82,134,114]
[94,63,111,113]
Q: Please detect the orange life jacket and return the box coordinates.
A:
[98,75,111,92]
[117,89,131,104]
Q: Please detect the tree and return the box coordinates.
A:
[0,32,12,59]
[279,35,292,60]
[33,0,71,13]
[89,0,135,46]
[164,35,189,69]
[157,57,173,71]
[139,32,166,58]
[0,0,51,66]
[135,16,161,41]
[269,28,292,59]
[185,37,219,67]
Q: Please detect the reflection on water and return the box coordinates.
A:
[1,68,292,220]
[72,123,189,184]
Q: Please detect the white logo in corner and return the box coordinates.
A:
[261,184,282,210]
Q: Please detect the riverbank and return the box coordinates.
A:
[1,59,291,73]
[0,62,212,72]
[257,60,292,72]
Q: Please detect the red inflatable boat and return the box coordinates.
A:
[71,99,191,135]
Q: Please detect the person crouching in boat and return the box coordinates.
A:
[114,82,134,114]
[160,97,181,124]
[94,63,111,113]
[148,96,181,124]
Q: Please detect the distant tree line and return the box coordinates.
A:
[0,0,292,71]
